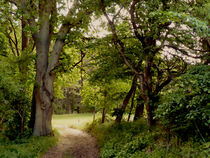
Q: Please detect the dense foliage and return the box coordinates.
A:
[0,57,33,139]
[87,120,210,158]
[156,65,210,141]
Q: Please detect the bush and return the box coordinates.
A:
[86,119,159,158]
[0,61,32,139]
[156,65,210,141]
[87,118,210,158]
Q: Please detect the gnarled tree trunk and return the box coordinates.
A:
[33,73,54,136]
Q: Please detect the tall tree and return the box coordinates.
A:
[5,0,93,136]
[100,0,209,125]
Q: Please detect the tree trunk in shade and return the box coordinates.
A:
[115,75,137,123]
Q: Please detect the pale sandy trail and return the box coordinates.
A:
[41,124,99,158]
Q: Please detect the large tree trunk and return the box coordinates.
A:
[33,73,54,136]
[32,0,69,135]
[32,5,53,135]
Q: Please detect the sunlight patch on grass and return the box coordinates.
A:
[52,113,99,130]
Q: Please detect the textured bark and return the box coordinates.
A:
[33,74,54,136]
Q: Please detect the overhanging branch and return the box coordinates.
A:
[100,0,141,76]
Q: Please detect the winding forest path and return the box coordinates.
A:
[41,124,99,158]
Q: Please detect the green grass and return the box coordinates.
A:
[0,130,59,158]
[52,113,99,130]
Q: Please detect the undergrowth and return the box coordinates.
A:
[0,130,59,158]
[86,119,210,158]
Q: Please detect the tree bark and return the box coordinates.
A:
[134,96,144,121]
[28,87,36,130]
[102,89,108,123]
[141,58,155,126]
[127,87,136,122]
[102,107,106,123]
[33,73,55,136]
[115,75,137,123]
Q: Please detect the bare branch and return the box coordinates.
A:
[70,51,86,70]
[6,16,20,56]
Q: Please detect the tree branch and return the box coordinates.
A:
[130,0,145,47]
[48,0,90,74]
[164,44,204,59]
[100,0,141,76]
[154,77,172,95]
[70,51,86,70]
[7,16,20,56]
[112,4,125,23]
[5,31,16,56]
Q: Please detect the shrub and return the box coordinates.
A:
[156,65,210,141]
[86,119,159,158]
[87,118,210,158]
[0,62,32,139]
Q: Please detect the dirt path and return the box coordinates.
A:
[41,124,99,158]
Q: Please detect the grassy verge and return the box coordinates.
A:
[86,119,210,158]
[0,130,59,158]
[0,113,97,158]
